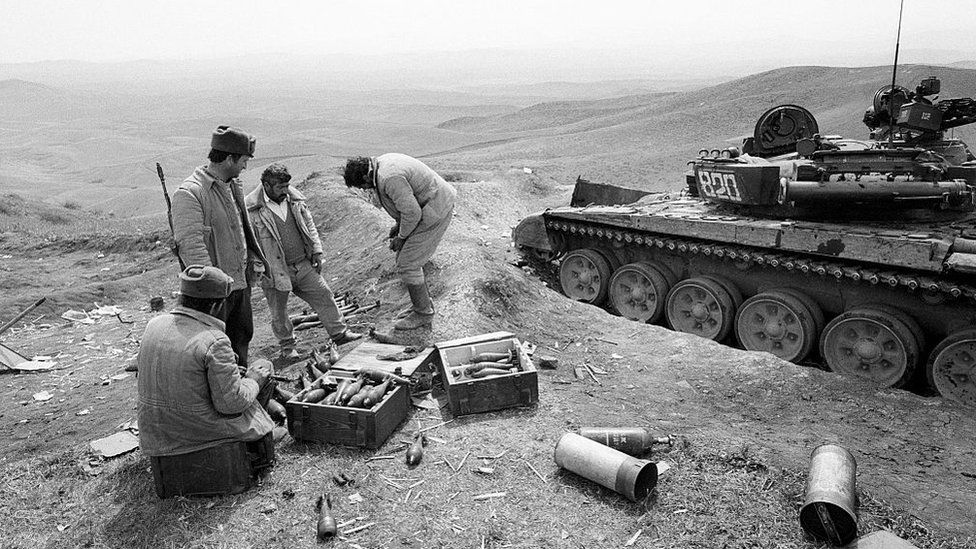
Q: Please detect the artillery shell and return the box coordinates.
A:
[274,386,296,404]
[363,378,392,406]
[406,433,425,466]
[323,390,339,405]
[463,362,516,375]
[346,385,372,408]
[309,352,328,378]
[333,378,351,402]
[357,367,411,386]
[471,351,512,363]
[266,399,287,423]
[338,376,365,405]
[303,388,327,403]
[316,494,337,541]
[469,367,514,378]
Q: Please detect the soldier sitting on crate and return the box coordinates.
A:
[137,265,276,494]
[245,163,363,359]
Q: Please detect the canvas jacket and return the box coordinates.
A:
[244,185,324,292]
[171,166,269,290]
[137,306,274,457]
[373,153,457,239]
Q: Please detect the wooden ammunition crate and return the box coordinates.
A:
[436,332,538,416]
[150,433,273,498]
[285,371,410,449]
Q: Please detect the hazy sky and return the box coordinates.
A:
[3,0,976,64]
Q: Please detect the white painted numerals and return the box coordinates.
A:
[697,170,742,202]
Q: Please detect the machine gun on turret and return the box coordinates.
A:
[862,76,976,164]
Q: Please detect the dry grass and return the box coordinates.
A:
[3,416,970,549]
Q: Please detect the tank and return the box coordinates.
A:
[512,77,976,407]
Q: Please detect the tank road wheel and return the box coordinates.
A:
[701,275,742,310]
[926,329,976,406]
[559,249,612,305]
[820,306,923,388]
[735,290,824,363]
[608,262,673,323]
[665,277,738,341]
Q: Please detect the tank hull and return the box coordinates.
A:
[516,193,976,404]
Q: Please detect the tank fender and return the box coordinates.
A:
[945,252,976,275]
[512,212,552,252]
[952,237,976,254]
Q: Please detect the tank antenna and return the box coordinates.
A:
[888,0,905,146]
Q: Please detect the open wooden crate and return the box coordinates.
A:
[435,331,538,416]
[285,370,411,449]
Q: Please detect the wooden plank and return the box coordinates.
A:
[434,331,515,349]
[329,341,436,377]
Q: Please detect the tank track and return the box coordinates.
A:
[545,219,976,302]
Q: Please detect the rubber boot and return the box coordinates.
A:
[394,283,434,330]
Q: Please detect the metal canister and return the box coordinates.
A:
[799,444,858,546]
[553,432,658,502]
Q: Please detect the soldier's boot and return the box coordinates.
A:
[394,283,434,330]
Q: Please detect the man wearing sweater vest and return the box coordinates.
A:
[245,164,362,357]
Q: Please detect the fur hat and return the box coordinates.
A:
[180,265,233,299]
[210,125,256,157]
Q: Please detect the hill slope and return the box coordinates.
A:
[432,64,976,188]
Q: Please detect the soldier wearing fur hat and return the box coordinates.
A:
[137,265,275,460]
[171,126,270,366]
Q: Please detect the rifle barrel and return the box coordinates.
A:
[0,297,47,337]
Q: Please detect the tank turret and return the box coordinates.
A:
[691,78,976,220]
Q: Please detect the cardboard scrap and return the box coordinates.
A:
[657,461,671,478]
[411,394,441,411]
[0,343,30,370]
[90,431,139,458]
[10,359,56,372]
[61,310,94,324]
[90,304,123,317]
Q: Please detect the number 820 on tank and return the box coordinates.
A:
[695,169,743,202]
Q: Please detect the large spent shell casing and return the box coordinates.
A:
[799,444,858,546]
[553,432,657,502]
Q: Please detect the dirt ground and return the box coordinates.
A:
[0,171,973,549]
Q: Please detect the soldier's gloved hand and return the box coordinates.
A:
[389,236,406,252]
[388,224,400,239]
[245,359,272,387]
[310,252,324,274]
